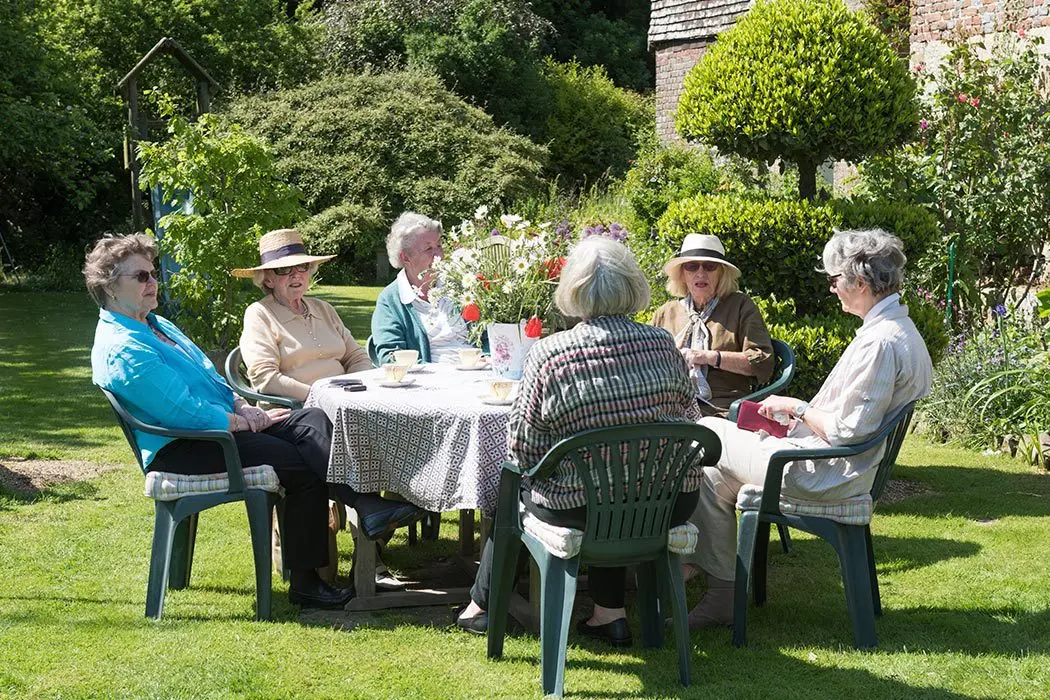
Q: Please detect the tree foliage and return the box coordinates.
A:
[676,0,918,200]
[138,100,305,351]
[226,71,547,281]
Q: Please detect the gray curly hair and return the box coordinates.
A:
[386,212,443,269]
[83,233,158,308]
[822,228,906,297]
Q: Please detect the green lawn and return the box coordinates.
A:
[0,288,1048,698]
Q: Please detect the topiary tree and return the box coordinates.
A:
[676,0,917,200]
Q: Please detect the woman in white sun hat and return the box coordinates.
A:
[652,233,775,418]
[233,228,372,405]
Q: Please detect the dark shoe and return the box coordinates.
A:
[289,577,354,610]
[360,502,424,539]
[576,617,633,648]
[452,605,488,635]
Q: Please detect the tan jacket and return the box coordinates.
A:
[240,295,372,403]
[651,292,774,416]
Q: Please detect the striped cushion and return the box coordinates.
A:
[144,465,280,501]
[522,512,699,559]
[736,484,872,525]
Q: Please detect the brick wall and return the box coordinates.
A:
[912,0,1050,66]
[654,40,711,143]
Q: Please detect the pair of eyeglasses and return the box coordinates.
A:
[827,273,842,286]
[274,263,311,276]
[682,261,721,273]
[120,270,158,283]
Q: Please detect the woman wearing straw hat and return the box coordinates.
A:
[653,234,775,419]
[233,229,372,404]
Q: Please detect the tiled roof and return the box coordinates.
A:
[649,0,753,48]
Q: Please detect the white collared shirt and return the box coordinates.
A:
[396,270,472,363]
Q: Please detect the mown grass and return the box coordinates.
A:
[0,288,1048,698]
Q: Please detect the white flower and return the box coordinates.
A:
[509,238,526,251]
[451,247,471,262]
[502,280,515,293]
[515,220,530,230]
[460,291,476,305]
[462,220,475,236]
[475,205,490,220]
[461,273,476,288]
[447,227,460,242]
[512,258,529,275]
[539,222,552,230]
[500,214,522,228]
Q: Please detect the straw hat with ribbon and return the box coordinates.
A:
[231,229,335,278]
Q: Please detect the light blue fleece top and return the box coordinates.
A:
[370,280,433,365]
[91,308,235,467]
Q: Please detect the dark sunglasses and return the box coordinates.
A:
[273,263,311,276]
[682,261,721,273]
[120,269,158,283]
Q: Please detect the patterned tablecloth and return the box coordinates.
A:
[305,363,512,516]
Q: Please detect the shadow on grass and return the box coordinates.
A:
[0,470,102,508]
[883,464,1049,520]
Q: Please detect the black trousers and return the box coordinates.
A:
[151,407,332,572]
[470,487,701,610]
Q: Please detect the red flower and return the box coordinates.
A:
[462,303,481,323]
[969,96,980,108]
[957,92,969,103]
[524,315,543,338]
[476,274,491,291]
[542,256,566,280]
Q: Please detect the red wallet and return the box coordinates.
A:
[736,400,789,438]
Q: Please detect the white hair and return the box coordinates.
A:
[822,228,906,296]
[386,212,443,269]
[555,237,651,319]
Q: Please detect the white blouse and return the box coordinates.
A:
[396,270,472,363]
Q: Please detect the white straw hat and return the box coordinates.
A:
[231,229,335,278]
[662,233,740,277]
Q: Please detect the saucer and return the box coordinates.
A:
[456,362,489,371]
[379,377,417,388]
[406,363,426,373]
[480,394,514,406]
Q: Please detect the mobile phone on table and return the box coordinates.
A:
[343,384,367,392]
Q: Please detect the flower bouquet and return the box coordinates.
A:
[431,205,629,377]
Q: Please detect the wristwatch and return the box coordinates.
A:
[794,401,810,420]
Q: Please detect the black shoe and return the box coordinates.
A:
[360,502,424,539]
[576,617,633,648]
[289,577,354,610]
[452,605,488,635]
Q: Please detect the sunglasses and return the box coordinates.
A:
[273,263,311,276]
[682,261,721,273]
[120,269,158,283]
[827,273,842,286]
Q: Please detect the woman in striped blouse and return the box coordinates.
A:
[455,236,704,647]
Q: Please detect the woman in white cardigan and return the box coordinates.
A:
[688,228,933,630]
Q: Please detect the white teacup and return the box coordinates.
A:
[383,362,409,384]
[488,379,516,401]
[458,348,482,368]
[393,349,419,366]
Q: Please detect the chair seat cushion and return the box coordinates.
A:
[736,484,872,525]
[522,512,699,560]
[144,465,280,501]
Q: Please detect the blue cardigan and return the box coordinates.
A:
[370,280,433,365]
[91,308,235,467]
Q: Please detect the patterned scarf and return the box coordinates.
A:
[675,296,720,401]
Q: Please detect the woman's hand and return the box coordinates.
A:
[680,348,718,368]
[236,404,273,432]
[265,408,291,425]
[757,395,800,421]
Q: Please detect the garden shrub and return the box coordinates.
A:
[226,71,547,282]
[676,0,917,200]
[541,59,653,188]
[863,34,1050,319]
[138,102,305,352]
[623,144,722,231]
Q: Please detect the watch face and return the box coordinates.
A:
[795,402,809,417]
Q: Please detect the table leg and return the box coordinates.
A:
[458,509,475,558]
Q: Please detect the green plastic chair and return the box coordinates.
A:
[224,346,302,409]
[732,401,917,649]
[486,423,722,698]
[727,338,797,553]
[100,388,281,621]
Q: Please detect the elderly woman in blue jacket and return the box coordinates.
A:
[85,233,421,609]
[370,212,476,364]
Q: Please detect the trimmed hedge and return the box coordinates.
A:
[226,71,547,282]
[623,144,722,230]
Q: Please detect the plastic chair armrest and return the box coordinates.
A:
[125,414,247,494]
[232,386,299,409]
